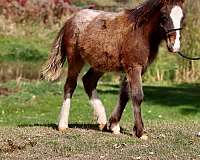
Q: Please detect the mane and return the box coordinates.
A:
[127,0,166,28]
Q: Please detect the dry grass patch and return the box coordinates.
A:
[0,122,200,160]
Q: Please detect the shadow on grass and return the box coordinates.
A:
[17,123,132,136]
[18,123,101,131]
[144,85,200,106]
[18,123,58,129]
[98,83,200,114]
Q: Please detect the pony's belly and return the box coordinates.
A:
[81,51,121,72]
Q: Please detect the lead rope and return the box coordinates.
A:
[177,51,200,61]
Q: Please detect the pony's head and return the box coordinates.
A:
[127,0,185,52]
[160,0,185,53]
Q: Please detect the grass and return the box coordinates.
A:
[0,28,55,81]
[0,35,48,60]
[1,81,200,126]
[0,80,200,159]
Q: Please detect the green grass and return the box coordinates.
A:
[0,81,199,125]
[1,80,200,126]
[0,80,200,159]
[0,34,51,62]
[0,32,53,80]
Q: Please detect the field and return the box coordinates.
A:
[1,81,200,159]
[1,0,200,159]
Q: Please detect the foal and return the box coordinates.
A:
[41,0,185,138]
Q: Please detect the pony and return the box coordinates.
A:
[41,0,185,139]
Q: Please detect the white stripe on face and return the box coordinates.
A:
[170,6,183,52]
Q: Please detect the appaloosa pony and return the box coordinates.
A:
[41,0,185,139]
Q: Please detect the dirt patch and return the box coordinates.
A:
[0,123,200,160]
[0,138,37,153]
[0,87,13,96]
[0,87,19,96]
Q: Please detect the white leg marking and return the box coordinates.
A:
[140,134,148,141]
[170,6,183,52]
[58,98,71,130]
[90,98,107,125]
[110,123,120,135]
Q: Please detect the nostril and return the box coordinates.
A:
[169,41,175,46]
[167,44,175,52]
[169,44,174,49]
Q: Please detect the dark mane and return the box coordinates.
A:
[126,0,165,27]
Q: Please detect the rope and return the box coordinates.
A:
[177,51,200,61]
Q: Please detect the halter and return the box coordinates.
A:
[165,28,182,35]
[164,28,200,60]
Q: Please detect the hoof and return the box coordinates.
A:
[110,123,120,135]
[58,126,68,132]
[140,134,148,140]
[99,124,107,131]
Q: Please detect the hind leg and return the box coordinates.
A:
[108,77,129,134]
[58,56,84,131]
[82,68,107,130]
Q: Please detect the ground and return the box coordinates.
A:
[0,122,200,159]
[0,81,200,159]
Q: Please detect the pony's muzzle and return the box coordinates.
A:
[167,43,180,53]
[167,43,176,53]
[166,36,180,53]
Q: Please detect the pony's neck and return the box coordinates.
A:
[143,6,162,37]
[127,0,164,46]
[144,9,163,63]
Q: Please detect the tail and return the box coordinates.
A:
[41,25,66,81]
